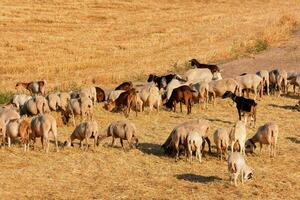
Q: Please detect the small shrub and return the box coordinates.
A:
[247,39,269,54]
[0,92,13,105]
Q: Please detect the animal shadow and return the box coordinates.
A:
[286,137,300,144]
[137,143,165,156]
[282,93,300,100]
[205,117,232,124]
[176,173,222,184]
[268,104,297,111]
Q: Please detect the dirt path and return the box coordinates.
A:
[220,30,300,78]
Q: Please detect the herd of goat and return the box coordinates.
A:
[0,59,299,186]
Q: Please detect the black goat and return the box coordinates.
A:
[147,73,185,90]
[189,58,220,73]
[222,91,257,127]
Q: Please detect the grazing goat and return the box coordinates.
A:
[6,119,30,151]
[60,97,93,125]
[95,87,106,102]
[147,74,184,90]
[58,92,71,111]
[235,74,263,99]
[115,81,133,91]
[189,58,220,74]
[256,70,270,95]
[190,81,209,109]
[229,121,247,155]
[66,121,99,149]
[136,83,161,112]
[0,108,21,124]
[46,93,61,111]
[106,90,125,102]
[104,89,138,117]
[228,152,253,186]
[245,122,279,157]
[162,119,211,160]
[11,94,32,110]
[104,120,138,150]
[15,80,46,96]
[222,91,257,127]
[80,87,97,103]
[165,85,194,114]
[30,114,59,153]
[287,75,300,94]
[269,69,288,95]
[214,128,229,161]
[186,131,203,163]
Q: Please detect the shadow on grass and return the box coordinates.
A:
[268,104,297,111]
[176,173,222,184]
[286,137,300,144]
[137,142,165,156]
[205,117,232,124]
[282,93,300,100]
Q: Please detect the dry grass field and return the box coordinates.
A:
[0,0,300,91]
[0,0,300,199]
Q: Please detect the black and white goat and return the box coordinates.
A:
[222,91,257,127]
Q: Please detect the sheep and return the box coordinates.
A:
[256,70,270,95]
[287,75,300,94]
[235,74,263,99]
[164,85,194,114]
[137,83,161,112]
[58,92,71,111]
[214,128,230,161]
[80,87,97,103]
[5,119,30,151]
[23,96,50,116]
[66,121,99,150]
[245,122,279,157]
[222,91,257,127]
[229,121,247,155]
[15,80,46,96]
[228,152,253,186]
[115,81,133,91]
[30,114,59,153]
[46,93,61,111]
[60,97,93,125]
[11,94,32,110]
[0,108,21,124]
[269,69,288,95]
[186,131,203,163]
[162,119,211,160]
[104,120,138,150]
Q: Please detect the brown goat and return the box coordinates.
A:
[165,85,194,114]
[104,88,138,117]
[115,81,133,91]
[18,120,31,151]
[15,80,46,96]
[95,87,106,102]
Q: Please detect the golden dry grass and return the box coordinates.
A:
[1,0,300,199]
[0,0,299,91]
[0,95,299,199]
